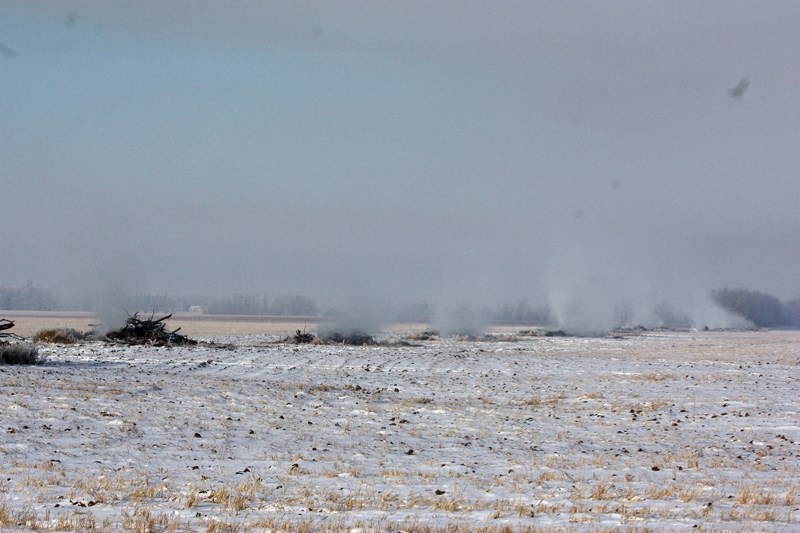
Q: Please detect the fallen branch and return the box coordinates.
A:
[0,318,27,341]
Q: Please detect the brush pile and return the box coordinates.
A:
[321,331,376,346]
[106,312,196,346]
[287,329,318,344]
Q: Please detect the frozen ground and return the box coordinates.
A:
[1,329,798,532]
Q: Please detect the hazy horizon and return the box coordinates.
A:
[2,2,799,332]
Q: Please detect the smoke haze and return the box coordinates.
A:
[2,2,799,332]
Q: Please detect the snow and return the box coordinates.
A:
[1,329,798,531]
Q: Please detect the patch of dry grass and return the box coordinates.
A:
[519,393,564,407]
[735,484,775,505]
[634,372,678,381]
[0,342,42,364]
[33,327,90,344]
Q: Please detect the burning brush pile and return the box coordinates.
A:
[320,330,377,345]
[105,312,196,346]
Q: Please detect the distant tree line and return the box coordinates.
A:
[124,292,320,316]
[394,300,435,322]
[711,287,800,327]
[490,298,552,325]
[393,298,552,325]
[124,295,554,324]
[0,283,556,325]
[0,285,320,316]
[0,284,58,311]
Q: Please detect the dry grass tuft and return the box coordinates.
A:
[206,478,261,512]
[204,520,242,533]
[534,470,558,486]
[735,484,775,505]
[635,372,678,381]
[784,485,797,506]
[589,481,612,500]
[520,393,564,407]
[120,507,186,532]
[33,327,90,344]
[0,342,43,364]
[0,504,40,530]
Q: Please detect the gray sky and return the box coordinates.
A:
[2,1,798,318]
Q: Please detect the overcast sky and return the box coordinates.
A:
[2,1,798,317]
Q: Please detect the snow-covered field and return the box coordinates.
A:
[1,328,798,532]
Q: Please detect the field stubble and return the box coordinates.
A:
[0,324,797,531]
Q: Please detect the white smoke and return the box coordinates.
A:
[432,303,487,337]
[545,239,750,335]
